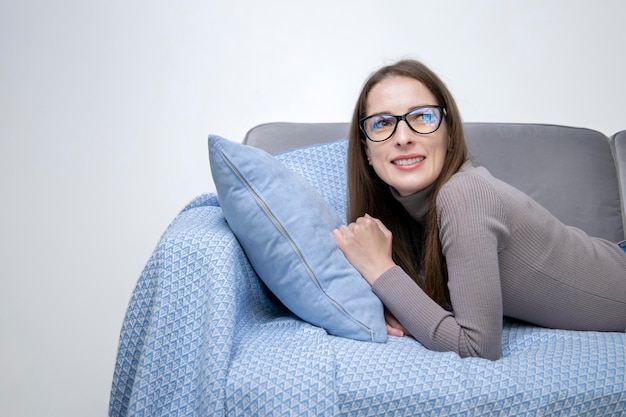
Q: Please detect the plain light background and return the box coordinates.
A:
[1,1,625,416]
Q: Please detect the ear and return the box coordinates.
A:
[365,146,372,165]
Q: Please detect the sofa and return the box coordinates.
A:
[110,122,626,416]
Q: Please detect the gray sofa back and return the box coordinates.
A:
[612,130,626,235]
[244,122,625,242]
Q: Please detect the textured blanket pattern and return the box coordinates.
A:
[110,140,626,416]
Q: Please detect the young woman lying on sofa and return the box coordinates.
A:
[333,59,626,360]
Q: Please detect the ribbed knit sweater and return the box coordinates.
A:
[372,161,626,360]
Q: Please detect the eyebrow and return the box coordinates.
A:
[364,104,439,118]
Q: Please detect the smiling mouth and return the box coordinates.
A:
[392,156,425,166]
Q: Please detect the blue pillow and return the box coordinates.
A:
[208,135,387,342]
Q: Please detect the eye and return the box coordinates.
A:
[408,107,439,126]
[368,115,394,131]
[422,113,435,125]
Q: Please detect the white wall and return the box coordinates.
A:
[1,1,624,415]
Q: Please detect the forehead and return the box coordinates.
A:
[366,76,437,115]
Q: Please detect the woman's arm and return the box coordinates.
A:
[336,173,509,360]
[437,174,510,359]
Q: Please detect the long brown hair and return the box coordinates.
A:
[347,59,468,307]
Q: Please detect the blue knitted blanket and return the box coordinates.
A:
[110,140,626,416]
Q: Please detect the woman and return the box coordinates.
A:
[333,59,626,360]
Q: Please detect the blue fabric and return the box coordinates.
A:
[110,139,626,416]
[208,136,386,342]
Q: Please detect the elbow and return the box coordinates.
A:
[457,331,502,361]
[460,348,500,361]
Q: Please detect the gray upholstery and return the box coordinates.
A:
[244,122,349,154]
[244,122,625,242]
[464,123,623,242]
[611,130,626,234]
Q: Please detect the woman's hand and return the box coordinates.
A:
[385,309,409,337]
[332,214,396,285]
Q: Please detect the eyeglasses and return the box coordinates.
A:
[359,105,447,142]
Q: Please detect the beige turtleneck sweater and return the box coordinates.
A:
[372,162,626,360]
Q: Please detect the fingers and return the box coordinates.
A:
[334,215,392,248]
[385,309,408,337]
[365,214,392,236]
[333,216,396,285]
[332,226,348,248]
[355,215,373,224]
[386,323,405,337]
[339,217,375,236]
[353,215,381,234]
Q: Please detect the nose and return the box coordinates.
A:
[392,119,415,146]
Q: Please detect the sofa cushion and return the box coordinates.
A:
[208,135,387,342]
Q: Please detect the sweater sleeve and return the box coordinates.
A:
[372,173,510,360]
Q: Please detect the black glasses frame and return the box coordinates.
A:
[359,105,447,142]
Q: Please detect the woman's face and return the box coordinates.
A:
[364,76,449,197]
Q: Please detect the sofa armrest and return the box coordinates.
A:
[611,130,626,239]
[110,194,271,416]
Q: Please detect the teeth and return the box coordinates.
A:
[393,157,424,166]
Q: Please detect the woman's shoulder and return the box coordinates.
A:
[436,161,512,219]
[439,161,500,197]
[437,162,511,234]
